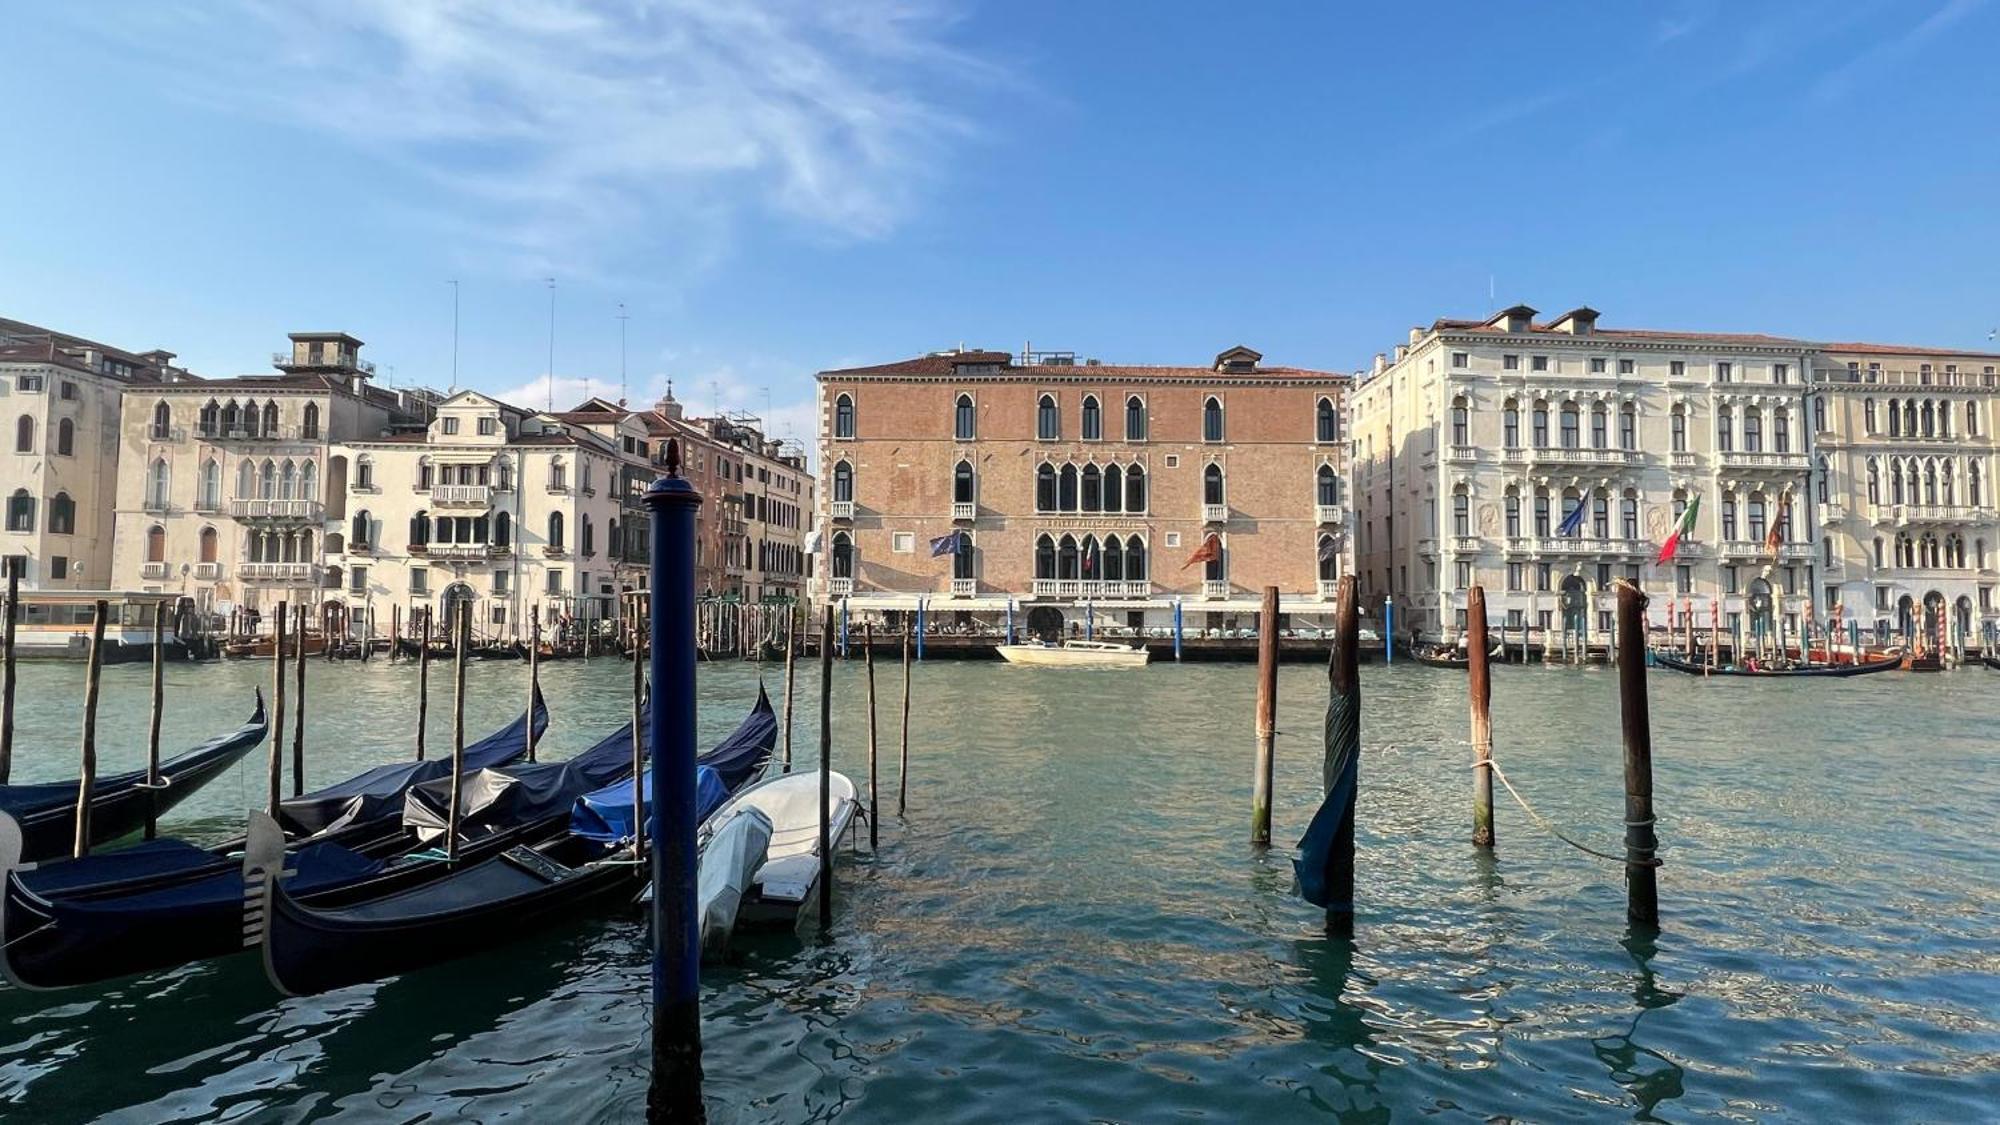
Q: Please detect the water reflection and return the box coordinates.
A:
[1588,927,1686,1122]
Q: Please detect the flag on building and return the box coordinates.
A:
[1765,506,1789,560]
[928,531,962,558]
[1181,533,1222,570]
[1317,537,1340,563]
[1653,495,1700,566]
[1555,489,1591,537]
[803,522,824,554]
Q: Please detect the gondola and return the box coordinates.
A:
[1906,651,1946,672]
[1651,649,1905,678]
[392,637,455,661]
[252,687,777,996]
[1410,643,1503,669]
[1981,655,2000,672]
[0,695,268,865]
[0,692,547,991]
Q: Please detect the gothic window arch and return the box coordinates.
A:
[1081,463,1102,511]
[833,460,853,503]
[1317,464,1339,506]
[1203,462,1225,506]
[1589,401,1608,448]
[199,458,220,509]
[1451,396,1469,445]
[261,400,279,436]
[1059,463,1079,511]
[1318,534,1340,580]
[3,489,31,533]
[834,394,856,438]
[1817,455,1830,504]
[1316,397,1338,442]
[1865,398,1877,433]
[49,492,75,535]
[354,509,374,547]
[1203,396,1225,442]
[151,401,171,439]
[1104,464,1124,513]
[279,459,296,500]
[1038,394,1060,440]
[494,510,510,549]
[13,415,32,453]
[1057,534,1079,580]
[1867,457,1881,505]
[548,511,565,551]
[1124,464,1147,512]
[1101,534,1124,582]
[954,394,975,441]
[259,460,276,499]
[300,460,317,500]
[832,532,854,578]
[199,525,218,563]
[1035,463,1056,511]
[146,457,170,509]
[146,524,166,563]
[1125,396,1146,441]
[953,460,975,505]
[1035,534,1055,579]
[302,402,320,439]
[1502,398,1520,448]
[56,418,74,456]
[1081,395,1102,441]
[1126,536,1147,581]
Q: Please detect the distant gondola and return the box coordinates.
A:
[0,694,268,865]
[253,687,778,997]
[1651,649,1905,678]
[1982,655,2000,672]
[1410,643,1502,669]
[0,692,548,991]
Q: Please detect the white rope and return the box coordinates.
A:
[1477,758,1661,868]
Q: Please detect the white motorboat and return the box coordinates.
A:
[994,640,1150,668]
[697,806,772,957]
[697,770,858,932]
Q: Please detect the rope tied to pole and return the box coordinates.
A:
[1477,758,1662,868]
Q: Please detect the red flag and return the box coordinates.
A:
[1181,533,1221,571]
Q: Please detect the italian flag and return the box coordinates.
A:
[1654,495,1700,566]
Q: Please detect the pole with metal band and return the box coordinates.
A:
[645,440,705,1121]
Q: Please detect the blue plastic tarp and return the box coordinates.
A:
[569,766,727,842]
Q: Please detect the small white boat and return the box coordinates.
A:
[697,806,772,957]
[697,770,858,932]
[994,640,1150,668]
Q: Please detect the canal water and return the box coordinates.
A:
[0,653,1994,1122]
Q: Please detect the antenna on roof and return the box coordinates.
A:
[447,280,460,394]
[617,302,630,408]
[544,278,557,412]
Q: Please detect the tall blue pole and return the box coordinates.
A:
[1172,599,1183,662]
[915,598,926,662]
[1384,597,1395,664]
[1851,618,1861,658]
[1085,597,1093,641]
[644,441,703,1121]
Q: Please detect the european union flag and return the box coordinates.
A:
[928,532,962,558]
[1554,488,1591,537]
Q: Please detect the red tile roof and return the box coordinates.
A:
[1818,341,2000,360]
[820,350,1342,381]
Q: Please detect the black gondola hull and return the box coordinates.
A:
[1651,651,1904,678]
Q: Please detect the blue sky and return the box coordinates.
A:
[3,0,1996,443]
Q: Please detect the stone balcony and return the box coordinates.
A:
[229,498,324,523]
[952,502,975,521]
[1029,579,1154,598]
[1203,579,1230,599]
[194,562,223,579]
[1670,451,1700,470]
[141,562,168,579]
[1316,504,1343,526]
[830,500,855,521]
[1317,579,1340,600]
[425,543,507,561]
[951,577,977,597]
[1532,446,1641,469]
[1717,450,1809,472]
[433,484,492,508]
[238,562,321,583]
[1878,503,1984,525]
[1445,443,1477,463]
[1532,536,1650,556]
[828,577,854,597]
[1716,542,1812,562]
[1202,503,1227,523]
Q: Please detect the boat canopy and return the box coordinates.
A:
[569,765,727,843]
[401,717,636,844]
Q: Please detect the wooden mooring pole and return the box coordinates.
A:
[1615,582,1660,926]
[390,604,401,664]
[1325,576,1360,937]
[1,559,18,784]
[416,610,431,761]
[269,602,287,817]
[145,602,165,840]
[864,623,879,849]
[71,600,108,858]
[781,604,798,772]
[1468,585,1495,848]
[818,604,834,930]
[446,601,469,861]
[1252,585,1279,847]
[898,619,911,816]
[292,604,307,796]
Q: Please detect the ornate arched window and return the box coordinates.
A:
[259,460,276,499]
[146,457,170,509]
[833,460,853,503]
[1081,395,1102,441]
[954,394,975,441]
[1317,464,1339,506]
[1717,406,1733,452]
[1742,407,1762,453]
[3,489,31,533]
[1037,394,1060,440]
[1532,400,1549,447]
[953,532,975,580]
[1621,490,1639,540]
[1925,461,1938,506]
[1057,534,1079,580]
[1891,460,1904,505]
[1125,465,1147,512]
[1774,408,1791,453]
[56,418,74,456]
[1203,463,1224,506]
[1081,463,1101,511]
[1504,486,1520,538]
[1619,403,1637,450]
[1202,396,1224,442]
[146,524,167,562]
[1126,537,1147,581]
[834,394,855,438]
[1971,462,1983,507]
[1502,399,1520,448]
[1816,456,1829,504]
[1867,457,1881,505]
[1721,491,1738,540]
[279,459,296,500]
[199,525,218,563]
[1589,401,1608,448]
[1452,486,1469,536]
[198,458,220,509]
[237,460,255,499]
[300,461,317,500]
[1035,534,1056,579]
[1922,400,1936,437]
[1451,396,1469,445]
[1746,492,1767,543]
[494,510,510,549]
[199,399,219,435]
[1592,493,1610,538]
[547,511,565,550]
[1035,463,1056,511]
[49,492,75,535]
[1560,402,1581,448]
[151,401,171,439]
[1865,398,1878,433]
[1534,488,1551,536]
[1903,399,1917,435]
[1318,534,1340,580]
[1317,397,1338,443]
[1080,535,1101,579]
[261,400,279,436]
[832,532,854,578]
[954,460,975,504]
[1101,534,1124,582]
[1670,404,1687,452]
[354,509,374,547]
[1888,398,1902,436]
[1125,395,1146,441]
[1104,464,1124,513]
[302,403,321,439]
[1058,463,1078,511]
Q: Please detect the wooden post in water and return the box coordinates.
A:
[864,623,879,850]
[269,602,287,817]
[1325,576,1360,937]
[1467,586,1495,848]
[446,601,469,860]
[631,593,646,864]
[526,603,541,761]
[71,600,109,858]
[145,601,166,840]
[390,604,401,664]
[818,604,834,929]
[1251,585,1279,847]
[416,610,431,761]
[292,604,307,796]
[898,619,912,816]
[0,559,17,784]
[781,604,799,772]
[1615,582,1660,926]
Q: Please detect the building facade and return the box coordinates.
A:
[813,345,1352,630]
[1809,344,2000,643]
[1351,306,1817,644]
[2,317,182,589]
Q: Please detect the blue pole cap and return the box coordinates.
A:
[645,438,703,511]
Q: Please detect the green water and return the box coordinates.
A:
[0,654,1994,1122]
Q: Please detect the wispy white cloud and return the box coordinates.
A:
[1813,0,1990,101]
[77,0,984,275]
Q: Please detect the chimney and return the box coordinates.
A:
[1372,353,1388,376]
[1408,327,1422,346]
[1550,307,1600,336]
[1394,344,1408,363]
